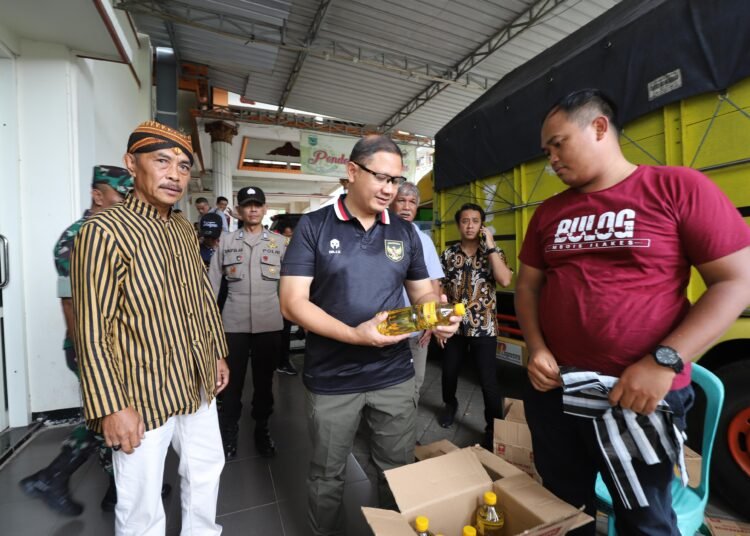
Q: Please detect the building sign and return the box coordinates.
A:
[300,131,417,181]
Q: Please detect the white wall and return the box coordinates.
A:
[76,58,96,215]
[17,39,83,413]
[0,27,31,427]
[13,36,152,415]
[0,20,19,55]
[90,35,152,172]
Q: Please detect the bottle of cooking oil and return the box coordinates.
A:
[377,301,466,336]
[414,515,434,536]
[476,491,504,535]
[463,526,477,536]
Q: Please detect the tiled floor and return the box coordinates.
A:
[0,352,495,536]
[0,353,746,535]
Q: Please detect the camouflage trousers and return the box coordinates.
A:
[63,346,113,476]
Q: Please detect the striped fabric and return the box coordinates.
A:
[560,367,688,509]
[71,195,228,433]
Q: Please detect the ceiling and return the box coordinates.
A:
[0,0,132,62]
[120,0,622,139]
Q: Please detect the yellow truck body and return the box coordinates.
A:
[434,77,750,353]
[432,77,750,515]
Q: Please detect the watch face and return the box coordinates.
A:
[655,346,681,366]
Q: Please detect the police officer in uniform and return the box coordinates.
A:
[208,186,285,459]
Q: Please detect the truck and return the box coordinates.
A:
[431,0,750,516]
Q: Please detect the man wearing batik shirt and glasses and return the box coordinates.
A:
[72,121,230,536]
[438,203,513,451]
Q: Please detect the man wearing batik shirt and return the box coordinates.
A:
[438,203,513,450]
[72,121,230,536]
[20,166,132,516]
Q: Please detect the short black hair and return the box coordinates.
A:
[454,203,485,224]
[349,135,403,165]
[216,196,229,204]
[195,197,209,205]
[546,88,619,132]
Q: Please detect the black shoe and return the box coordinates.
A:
[438,403,458,428]
[276,363,297,376]
[19,449,90,517]
[20,470,84,516]
[254,422,276,458]
[220,425,239,461]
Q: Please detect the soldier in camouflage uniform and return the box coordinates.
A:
[19,166,133,516]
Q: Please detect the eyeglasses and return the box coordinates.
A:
[353,161,407,186]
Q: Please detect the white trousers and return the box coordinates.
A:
[113,396,225,536]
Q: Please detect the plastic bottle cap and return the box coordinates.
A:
[484,490,497,505]
[463,526,477,536]
[454,302,466,316]
[415,516,429,532]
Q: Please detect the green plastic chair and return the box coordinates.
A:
[594,363,725,535]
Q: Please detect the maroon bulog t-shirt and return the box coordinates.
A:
[520,165,750,390]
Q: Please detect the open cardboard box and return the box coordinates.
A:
[505,398,526,424]
[496,399,702,488]
[363,444,592,536]
[496,336,529,367]
[494,398,540,482]
[679,445,701,488]
[704,516,750,535]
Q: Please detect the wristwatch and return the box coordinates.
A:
[653,345,684,373]
[485,247,499,255]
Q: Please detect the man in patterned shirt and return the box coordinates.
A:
[19,166,133,516]
[438,203,513,449]
[72,122,230,536]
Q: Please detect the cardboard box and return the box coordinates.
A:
[363,444,592,536]
[496,336,528,367]
[678,445,702,488]
[705,516,750,535]
[496,399,703,489]
[414,439,459,461]
[505,398,526,424]
[494,398,540,482]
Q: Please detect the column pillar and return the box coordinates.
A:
[205,121,238,202]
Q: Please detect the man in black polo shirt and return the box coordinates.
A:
[281,135,461,536]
